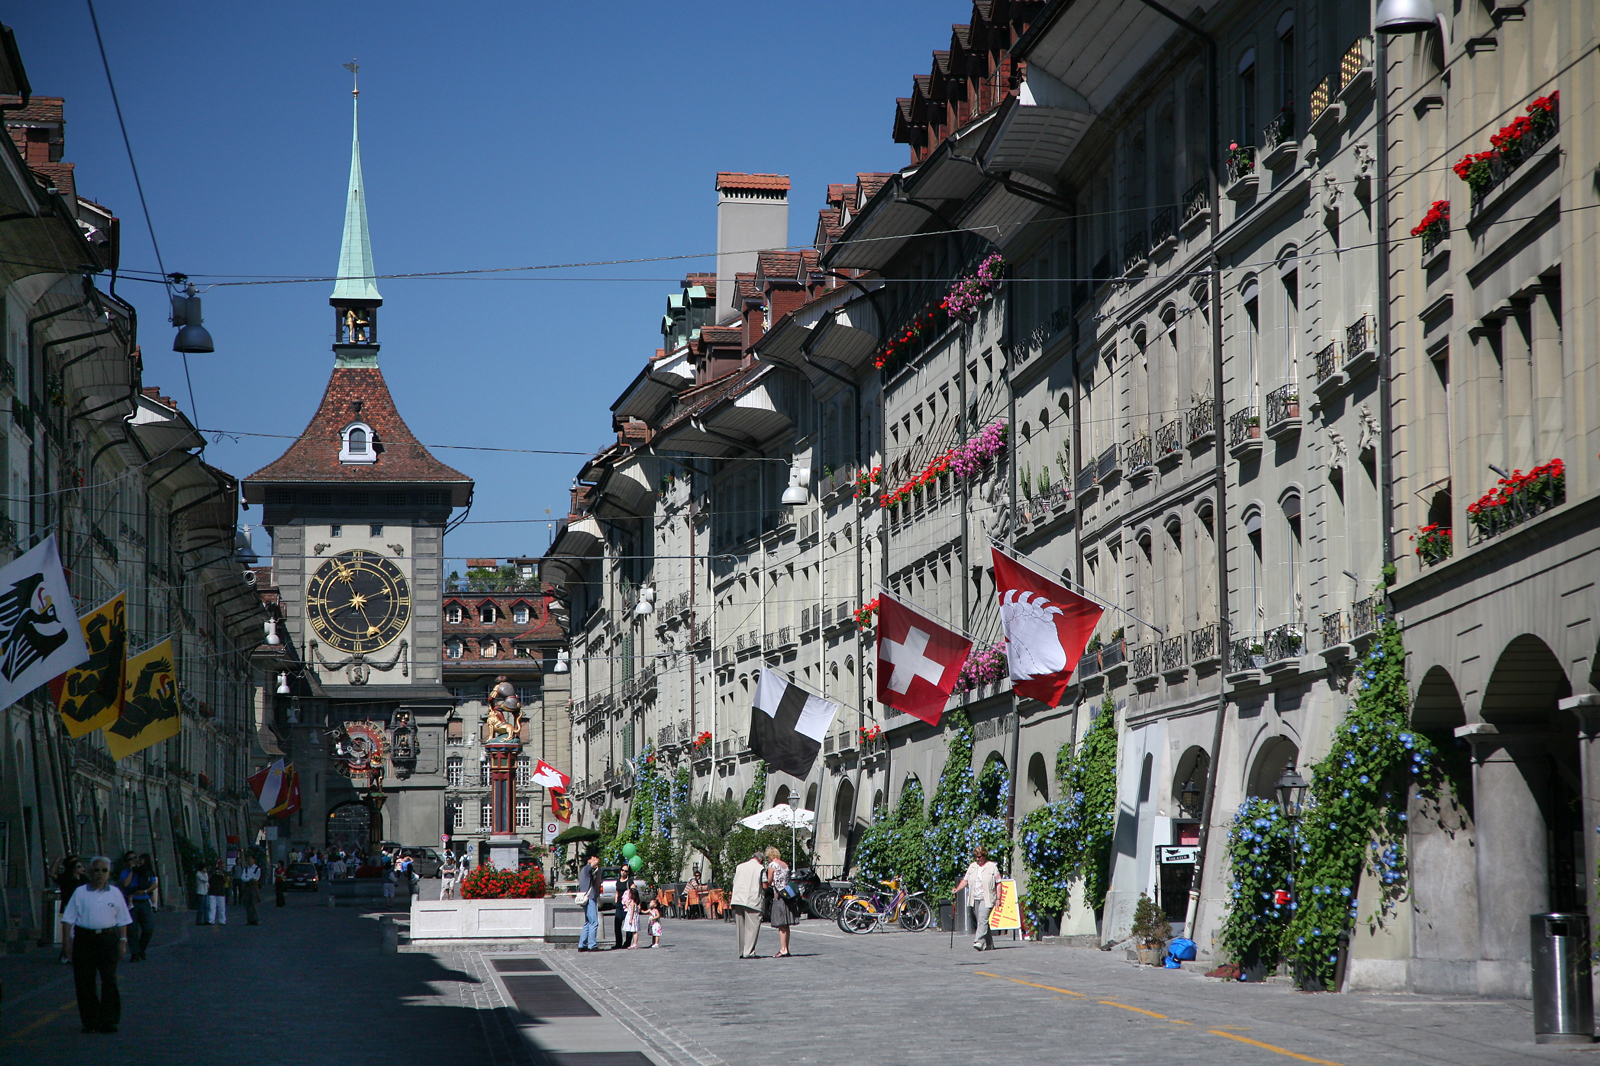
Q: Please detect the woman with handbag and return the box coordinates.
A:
[764,846,795,958]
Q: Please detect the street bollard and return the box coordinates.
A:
[1531,913,1594,1044]
[327,892,336,908]
[379,915,398,955]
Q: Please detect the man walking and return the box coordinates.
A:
[954,845,1000,951]
[193,863,211,925]
[207,860,231,926]
[236,854,263,925]
[731,850,766,959]
[117,854,158,961]
[61,856,132,1033]
[577,852,601,951]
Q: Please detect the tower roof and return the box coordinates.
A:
[331,90,381,304]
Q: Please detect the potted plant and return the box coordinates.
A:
[1130,892,1170,966]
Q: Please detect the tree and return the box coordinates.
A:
[677,798,743,888]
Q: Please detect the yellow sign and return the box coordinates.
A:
[106,639,181,761]
[56,594,127,737]
[989,877,1021,930]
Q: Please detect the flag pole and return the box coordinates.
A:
[987,537,1165,638]
[873,587,984,644]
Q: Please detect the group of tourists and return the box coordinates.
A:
[574,854,664,952]
[731,846,797,959]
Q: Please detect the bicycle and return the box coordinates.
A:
[835,877,933,934]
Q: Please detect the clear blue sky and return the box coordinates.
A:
[8,2,944,564]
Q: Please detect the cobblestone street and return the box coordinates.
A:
[0,901,1577,1066]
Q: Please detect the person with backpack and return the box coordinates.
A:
[206,861,231,926]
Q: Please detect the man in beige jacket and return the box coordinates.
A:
[730,850,766,958]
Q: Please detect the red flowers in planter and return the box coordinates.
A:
[853,598,880,628]
[1466,458,1565,536]
[1454,91,1559,192]
[1410,200,1449,239]
[857,724,883,745]
[691,730,713,752]
[461,865,546,899]
[1412,523,1452,565]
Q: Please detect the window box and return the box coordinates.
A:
[1261,109,1297,170]
[1225,145,1258,200]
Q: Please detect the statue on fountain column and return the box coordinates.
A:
[487,675,521,742]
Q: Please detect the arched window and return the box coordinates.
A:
[339,422,377,465]
[480,603,497,624]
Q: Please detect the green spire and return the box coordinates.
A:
[331,90,382,304]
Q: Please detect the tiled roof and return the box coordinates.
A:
[816,207,843,245]
[855,173,892,209]
[244,366,471,489]
[0,96,65,124]
[827,183,849,207]
[735,272,762,304]
[657,365,758,436]
[756,250,805,283]
[715,172,791,192]
[697,326,743,346]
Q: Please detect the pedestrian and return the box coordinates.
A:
[207,861,231,926]
[577,852,601,952]
[330,853,347,882]
[53,855,87,963]
[193,863,212,925]
[623,879,641,949]
[764,846,795,958]
[60,855,131,1034]
[236,854,262,925]
[440,854,459,900]
[613,864,635,949]
[118,854,159,961]
[731,849,766,959]
[647,900,662,948]
[382,863,397,903]
[273,861,287,908]
[953,845,1000,952]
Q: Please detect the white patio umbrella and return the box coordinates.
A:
[739,804,815,868]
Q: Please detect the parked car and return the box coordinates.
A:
[284,862,320,891]
[599,868,649,912]
[397,847,443,878]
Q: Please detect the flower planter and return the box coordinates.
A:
[409,897,560,940]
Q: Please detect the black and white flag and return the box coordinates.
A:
[749,667,839,778]
[0,536,88,710]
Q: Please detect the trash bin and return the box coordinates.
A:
[1531,913,1595,1045]
[945,887,971,934]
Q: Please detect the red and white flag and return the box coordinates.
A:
[875,594,973,726]
[249,759,302,817]
[530,759,570,791]
[991,547,1103,708]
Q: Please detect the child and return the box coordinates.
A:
[623,886,640,948]
[647,901,662,948]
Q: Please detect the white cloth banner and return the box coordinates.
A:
[0,536,87,710]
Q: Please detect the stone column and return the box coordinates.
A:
[1560,695,1600,945]
[485,741,520,870]
[1457,723,1550,998]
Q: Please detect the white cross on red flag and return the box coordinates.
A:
[991,547,1104,708]
[875,594,973,726]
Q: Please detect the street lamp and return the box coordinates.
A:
[170,281,215,354]
[781,459,810,505]
[1179,778,1203,815]
[1275,765,1309,815]
[1376,0,1439,34]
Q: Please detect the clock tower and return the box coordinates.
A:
[243,78,472,854]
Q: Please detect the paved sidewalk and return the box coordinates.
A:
[546,917,1578,1066]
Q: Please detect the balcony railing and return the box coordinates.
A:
[1149,206,1176,248]
[1264,623,1305,663]
[1471,101,1559,212]
[1228,407,1260,450]
[1351,596,1379,638]
[1309,76,1331,124]
[1188,397,1216,445]
[1096,444,1119,482]
[1076,461,1097,495]
[1229,634,1264,672]
[1099,639,1126,672]
[1160,633,1188,672]
[1190,622,1217,663]
[1261,108,1295,153]
[1130,642,1156,679]
[1314,342,1339,383]
[1265,384,1301,433]
[1321,610,1344,650]
[1126,433,1152,472]
[1226,145,1256,187]
[1182,177,1208,225]
[1123,231,1147,274]
[1340,36,1370,95]
[1155,418,1182,457]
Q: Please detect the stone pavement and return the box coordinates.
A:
[0,893,1586,1066]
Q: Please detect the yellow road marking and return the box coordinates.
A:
[3,1000,77,1042]
[1098,999,1169,1019]
[1205,1029,1345,1066]
[973,971,1086,996]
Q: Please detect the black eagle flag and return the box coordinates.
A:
[55,593,127,737]
[106,638,182,761]
[0,536,87,710]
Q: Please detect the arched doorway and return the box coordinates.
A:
[1409,665,1478,972]
[1246,736,1299,801]
[1026,752,1050,802]
[326,801,369,857]
[1163,747,1210,921]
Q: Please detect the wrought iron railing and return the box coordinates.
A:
[1346,314,1372,362]
[1321,610,1344,649]
[1188,397,1217,445]
[1314,342,1338,383]
[1309,76,1331,124]
[1265,623,1305,663]
[1421,215,1449,257]
[1126,433,1152,471]
[1262,108,1295,152]
[1471,100,1559,212]
[1228,407,1260,449]
[1130,642,1156,679]
[1190,622,1217,663]
[1468,469,1566,541]
[1182,177,1208,224]
[1150,206,1176,247]
[1123,231,1147,274]
[1160,633,1188,672]
[1340,36,1370,94]
[1226,146,1256,186]
[1265,384,1300,430]
[1229,634,1264,672]
[1351,596,1379,638]
[1155,418,1183,457]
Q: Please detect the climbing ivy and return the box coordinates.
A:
[1218,797,1298,970]
[1017,696,1119,930]
[920,710,1012,903]
[855,778,929,892]
[741,761,769,815]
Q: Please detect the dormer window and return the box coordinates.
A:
[446,604,462,624]
[480,639,498,658]
[513,604,530,625]
[339,422,377,465]
[480,604,497,624]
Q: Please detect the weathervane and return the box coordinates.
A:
[343,58,359,95]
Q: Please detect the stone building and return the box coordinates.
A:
[0,54,265,940]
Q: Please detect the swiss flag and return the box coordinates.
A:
[991,547,1103,708]
[531,759,570,791]
[876,594,973,726]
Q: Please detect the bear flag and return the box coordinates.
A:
[991,547,1103,708]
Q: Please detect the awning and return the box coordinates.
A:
[610,347,694,424]
[595,456,656,518]
[1013,0,1181,116]
[128,392,205,454]
[983,92,1096,182]
[754,282,884,375]
[957,171,1058,250]
[543,515,603,588]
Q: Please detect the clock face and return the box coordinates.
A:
[306,549,412,654]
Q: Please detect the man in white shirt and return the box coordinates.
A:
[61,856,133,1033]
[954,846,1001,951]
[236,857,263,925]
[730,850,766,959]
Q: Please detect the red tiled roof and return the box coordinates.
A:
[31,161,73,199]
[715,172,791,192]
[697,326,743,346]
[244,366,471,491]
[827,183,849,207]
[0,96,65,124]
[855,174,892,210]
[757,250,804,283]
[683,271,717,290]
[815,207,843,245]
[735,272,762,304]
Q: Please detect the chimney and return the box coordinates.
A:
[715,172,789,323]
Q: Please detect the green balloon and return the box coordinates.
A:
[621,842,638,860]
